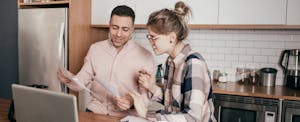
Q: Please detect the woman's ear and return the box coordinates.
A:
[169,32,177,43]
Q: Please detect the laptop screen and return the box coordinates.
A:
[12,84,78,122]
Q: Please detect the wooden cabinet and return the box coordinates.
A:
[135,0,175,24]
[186,0,218,24]
[18,0,69,7]
[92,0,136,25]
[287,0,300,25]
[218,0,287,25]
[92,0,219,26]
[18,0,108,74]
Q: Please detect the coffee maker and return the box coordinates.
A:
[279,49,300,89]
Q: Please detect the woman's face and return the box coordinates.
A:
[147,28,173,55]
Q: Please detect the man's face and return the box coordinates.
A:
[109,15,134,50]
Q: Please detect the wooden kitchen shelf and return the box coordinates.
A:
[91,24,300,30]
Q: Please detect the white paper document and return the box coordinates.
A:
[59,67,92,93]
[93,77,120,97]
[57,22,65,68]
[120,115,150,122]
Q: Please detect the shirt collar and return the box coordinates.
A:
[107,38,134,53]
[167,44,192,67]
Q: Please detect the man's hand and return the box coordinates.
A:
[115,95,133,111]
[57,68,72,84]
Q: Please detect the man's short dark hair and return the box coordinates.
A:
[110,5,135,23]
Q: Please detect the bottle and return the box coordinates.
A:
[155,64,164,88]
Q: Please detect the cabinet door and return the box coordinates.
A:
[92,0,136,25]
[287,0,300,25]
[135,0,218,25]
[219,0,287,25]
[135,0,176,24]
[187,0,218,24]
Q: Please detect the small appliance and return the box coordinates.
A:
[279,49,300,89]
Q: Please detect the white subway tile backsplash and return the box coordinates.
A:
[218,48,232,54]
[206,33,219,40]
[261,49,277,56]
[254,56,268,63]
[291,35,300,41]
[133,29,300,85]
[239,55,253,62]
[244,63,260,68]
[254,41,269,48]
[246,48,261,55]
[197,40,212,47]
[216,61,231,68]
[240,40,254,48]
[268,41,285,48]
[261,34,279,41]
[225,55,238,61]
[268,56,280,63]
[226,40,239,47]
[231,48,246,55]
[218,34,233,40]
[211,54,225,61]
[204,47,219,54]
[276,35,291,42]
[212,40,226,47]
[285,41,300,49]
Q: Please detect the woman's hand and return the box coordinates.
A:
[57,68,72,84]
[128,90,147,118]
[138,70,156,92]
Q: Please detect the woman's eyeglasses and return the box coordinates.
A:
[146,34,159,42]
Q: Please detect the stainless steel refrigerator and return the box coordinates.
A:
[18,8,68,92]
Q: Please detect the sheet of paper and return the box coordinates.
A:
[113,74,137,93]
[57,22,65,67]
[120,115,150,122]
[93,77,120,97]
[59,67,92,93]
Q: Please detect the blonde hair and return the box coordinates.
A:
[147,1,191,42]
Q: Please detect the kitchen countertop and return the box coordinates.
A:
[213,81,300,101]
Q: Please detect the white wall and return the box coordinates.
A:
[133,29,300,85]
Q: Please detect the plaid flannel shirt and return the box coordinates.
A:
[154,44,216,122]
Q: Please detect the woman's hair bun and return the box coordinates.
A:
[174,1,191,17]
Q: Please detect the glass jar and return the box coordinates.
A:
[213,70,221,82]
[219,72,228,82]
[236,68,250,85]
[249,69,260,85]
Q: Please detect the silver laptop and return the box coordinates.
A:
[12,84,78,122]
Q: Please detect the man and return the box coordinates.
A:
[57,5,155,117]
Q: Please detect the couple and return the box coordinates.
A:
[57,1,216,122]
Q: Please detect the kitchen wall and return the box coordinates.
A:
[133,29,300,85]
[0,0,18,98]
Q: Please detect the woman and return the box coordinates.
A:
[130,1,216,122]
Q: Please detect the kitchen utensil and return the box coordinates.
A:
[279,49,300,89]
[259,68,277,86]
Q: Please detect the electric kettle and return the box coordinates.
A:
[279,49,300,89]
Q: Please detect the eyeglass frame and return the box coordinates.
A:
[146,34,160,42]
